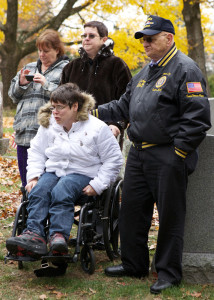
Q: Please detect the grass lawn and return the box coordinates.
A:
[1,111,214,299]
[1,216,214,300]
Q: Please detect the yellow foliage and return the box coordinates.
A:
[0,0,6,21]
[0,0,213,71]
[18,0,44,20]
[0,0,6,44]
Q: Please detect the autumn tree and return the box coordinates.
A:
[0,0,213,107]
[182,0,210,94]
[0,0,97,107]
[126,0,213,93]
[0,0,142,108]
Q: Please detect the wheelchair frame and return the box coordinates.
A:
[5,178,123,276]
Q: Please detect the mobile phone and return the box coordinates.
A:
[25,74,34,81]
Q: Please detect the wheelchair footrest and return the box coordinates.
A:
[41,254,73,264]
[34,263,68,277]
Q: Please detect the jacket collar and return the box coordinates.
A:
[36,55,69,73]
[157,43,177,67]
[78,40,114,62]
[51,115,82,134]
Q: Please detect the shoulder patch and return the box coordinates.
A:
[186,82,203,93]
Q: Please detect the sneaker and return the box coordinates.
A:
[49,233,68,255]
[6,231,48,258]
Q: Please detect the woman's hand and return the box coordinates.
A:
[25,178,38,193]
[19,68,31,86]
[82,185,97,196]
[33,73,46,86]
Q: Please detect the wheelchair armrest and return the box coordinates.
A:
[76,194,95,206]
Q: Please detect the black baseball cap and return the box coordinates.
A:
[135,15,175,39]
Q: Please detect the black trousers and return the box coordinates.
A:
[120,144,189,282]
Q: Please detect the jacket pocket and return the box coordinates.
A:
[151,112,172,143]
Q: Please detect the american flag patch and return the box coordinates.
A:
[187,82,203,93]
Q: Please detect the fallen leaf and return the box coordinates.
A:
[190,292,202,298]
[89,288,96,294]
[39,295,48,300]
[51,291,67,299]
[116,281,126,286]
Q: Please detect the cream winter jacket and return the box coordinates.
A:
[27,94,123,195]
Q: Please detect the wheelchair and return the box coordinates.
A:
[5,178,123,277]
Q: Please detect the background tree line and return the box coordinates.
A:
[0,0,214,108]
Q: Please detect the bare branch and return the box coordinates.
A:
[48,0,96,30]
[65,40,82,46]
[83,8,114,26]
[60,23,81,30]
[17,0,96,45]
[78,13,86,25]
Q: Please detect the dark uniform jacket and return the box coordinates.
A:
[93,44,211,158]
[61,41,132,108]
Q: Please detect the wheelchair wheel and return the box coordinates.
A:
[80,245,95,274]
[103,179,123,261]
[8,195,28,269]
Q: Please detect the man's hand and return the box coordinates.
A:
[25,178,38,193]
[109,124,120,137]
[82,185,97,196]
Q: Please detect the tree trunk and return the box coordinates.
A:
[182,0,210,96]
[0,54,19,108]
[0,0,19,108]
[0,0,96,108]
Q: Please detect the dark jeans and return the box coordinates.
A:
[120,145,189,282]
[17,145,29,187]
[26,172,92,240]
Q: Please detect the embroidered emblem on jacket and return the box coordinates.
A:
[186,82,203,93]
[155,76,167,88]
[137,79,146,87]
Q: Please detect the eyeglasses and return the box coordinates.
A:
[50,105,67,112]
[81,33,100,40]
[140,34,168,44]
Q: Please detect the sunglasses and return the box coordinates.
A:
[81,34,100,40]
[140,34,168,44]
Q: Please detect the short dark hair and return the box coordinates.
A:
[36,29,65,57]
[50,83,85,111]
[84,21,108,37]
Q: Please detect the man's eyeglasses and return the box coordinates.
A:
[81,33,100,40]
[50,105,67,112]
[140,34,168,44]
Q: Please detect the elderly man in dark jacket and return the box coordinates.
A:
[92,15,211,294]
[61,21,132,136]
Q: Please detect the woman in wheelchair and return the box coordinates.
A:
[6,82,123,259]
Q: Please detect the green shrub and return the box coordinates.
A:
[131,68,141,76]
[208,74,214,97]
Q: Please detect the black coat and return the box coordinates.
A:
[61,43,132,108]
[95,44,211,154]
